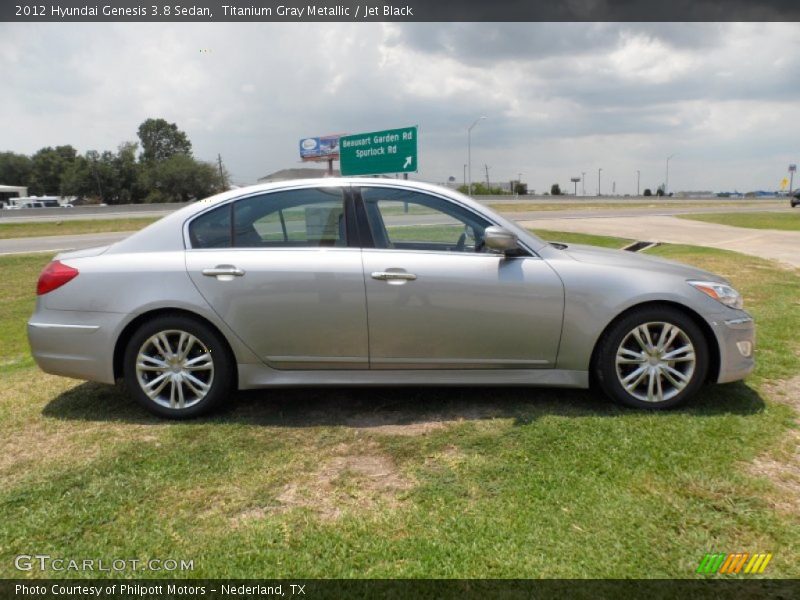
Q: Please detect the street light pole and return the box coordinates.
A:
[582,172,586,195]
[598,168,602,196]
[665,154,676,196]
[636,170,640,196]
[467,116,487,196]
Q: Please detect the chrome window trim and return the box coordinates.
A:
[182,181,541,258]
[181,182,351,250]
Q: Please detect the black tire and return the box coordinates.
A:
[593,306,709,409]
[123,314,234,419]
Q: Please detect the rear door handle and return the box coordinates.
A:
[202,265,245,279]
[371,271,417,281]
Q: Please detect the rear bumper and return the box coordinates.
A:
[709,312,756,384]
[28,310,123,384]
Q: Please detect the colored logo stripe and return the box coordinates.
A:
[696,553,726,574]
[697,553,772,574]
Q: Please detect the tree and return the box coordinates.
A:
[456,183,509,196]
[60,155,95,199]
[140,154,223,203]
[28,145,79,195]
[137,118,192,163]
[550,183,562,196]
[656,185,665,197]
[114,142,146,203]
[0,152,32,186]
[60,143,147,205]
[643,188,652,196]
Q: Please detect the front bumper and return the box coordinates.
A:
[708,311,756,384]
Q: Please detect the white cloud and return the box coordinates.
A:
[0,21,799,192]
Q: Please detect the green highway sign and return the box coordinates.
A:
[340,126,417,176]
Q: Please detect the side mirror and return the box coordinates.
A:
[483,226,519,254]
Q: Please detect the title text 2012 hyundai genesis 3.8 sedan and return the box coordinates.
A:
[28,179,755,418]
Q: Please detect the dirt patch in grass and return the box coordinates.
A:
[235,442,414,524]
[747,376,800,514]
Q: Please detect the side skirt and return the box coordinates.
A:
[237,365,589,389]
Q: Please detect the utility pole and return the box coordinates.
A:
[598,168,602,196]
[484,164,490,190]
[666,153,676,196]
[582,172,586,195]
[467,116,486,196]
[217,154,226,189]
[463,164,467,188]
[636,170,640,196]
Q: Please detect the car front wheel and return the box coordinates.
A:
[594,306,709,409]
[123,315,233,419]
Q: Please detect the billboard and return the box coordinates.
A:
[299,135,340,161]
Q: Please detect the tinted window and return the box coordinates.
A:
[359,187,491,253]
[233,188,346,248]
[188,204,232,249]
[189,187,347,249]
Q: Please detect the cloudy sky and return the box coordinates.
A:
[1,22,799,194]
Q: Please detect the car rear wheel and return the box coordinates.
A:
[123,315,233,419]
[594,306,709,409]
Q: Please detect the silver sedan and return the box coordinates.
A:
[28,179,755,418]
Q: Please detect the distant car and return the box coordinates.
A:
[28,179,755,419]
[791,191,800,208]
[61,204,74,208]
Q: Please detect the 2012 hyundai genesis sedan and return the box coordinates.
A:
[28,179,755,418]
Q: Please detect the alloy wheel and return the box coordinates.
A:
[135,329,215,409]
[614,321,696,403]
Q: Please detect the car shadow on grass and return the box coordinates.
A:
[42,380,767,428]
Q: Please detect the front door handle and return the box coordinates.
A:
[202,265,245,279]
[371,271,417,281]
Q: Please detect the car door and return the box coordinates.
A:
[356,186,564,369]
[185,185,369,370]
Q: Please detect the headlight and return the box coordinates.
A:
[688,280,743,309]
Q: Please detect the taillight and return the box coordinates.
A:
[36,260,79,295]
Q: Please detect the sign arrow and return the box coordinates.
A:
[403,156,412,169]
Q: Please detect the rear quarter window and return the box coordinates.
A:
[188,204,232,248]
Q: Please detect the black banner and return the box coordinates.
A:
[3,579,800,600]
[2,0,800,23]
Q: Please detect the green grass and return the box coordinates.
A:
[1,236,799,579]
[677,211,800,231]
[0,254,51,372]
[0,217,161,239]
[531,229,633,249]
